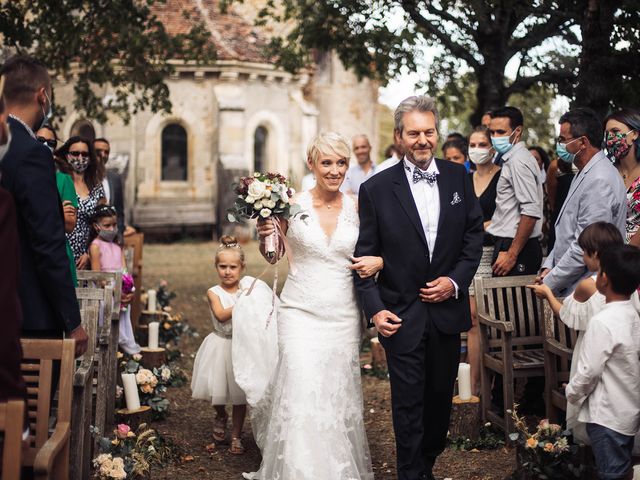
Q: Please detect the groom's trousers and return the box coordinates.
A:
[386,318,461,480]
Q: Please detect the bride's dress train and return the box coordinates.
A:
[233,191,373,479]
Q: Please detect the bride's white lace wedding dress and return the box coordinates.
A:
[239,191,373,480]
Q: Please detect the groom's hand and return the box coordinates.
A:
[419,277,454,303]
[372,310,402,337]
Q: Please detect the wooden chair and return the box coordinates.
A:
[0,399,26,480]
[475,275,546,439]
[21,338,75,480]
[76,285,117,448]
[543,300,578,424]
[124,233,144,331]
[76,270,123,425]
[69,304,99,480]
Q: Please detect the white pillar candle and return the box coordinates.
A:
[457,363,472,401]
[147,289,157,312]
[121,373,141,411]
[148,321,159,349]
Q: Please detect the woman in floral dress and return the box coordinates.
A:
[604,109,640,245]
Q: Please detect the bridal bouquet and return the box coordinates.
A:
[227,172,300,257]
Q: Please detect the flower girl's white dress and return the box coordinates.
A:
[234,192,373,479]
[191,278,253,405]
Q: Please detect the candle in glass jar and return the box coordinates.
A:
[457,362,472,401]
[121,373,141,411]
[147,289,157,312]
[148,321,159,349]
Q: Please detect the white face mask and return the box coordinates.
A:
[468,147,493,165]
[0,126,12,164]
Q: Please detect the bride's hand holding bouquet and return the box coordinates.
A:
[228,172,300,263]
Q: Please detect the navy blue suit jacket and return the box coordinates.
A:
[0,117,81,334]
[354,159,483,354]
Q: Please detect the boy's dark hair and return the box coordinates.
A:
[577,222,623,256]
[0,55,50,105]
[599,245,640,296]
[94,137,110,146]
[559,108,603,149]
[490,106,524,129]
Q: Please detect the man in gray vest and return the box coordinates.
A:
[538,108,626,296]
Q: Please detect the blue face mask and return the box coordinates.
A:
[555,137,580,164]
[491,131,516,155]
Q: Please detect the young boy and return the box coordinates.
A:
[566,245,640,480]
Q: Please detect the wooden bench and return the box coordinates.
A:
[0,399,26,480]
[21,338,75,480]
[543,300,577,424]
[69,304,99,480]
[474,275,546,439]
[76,270,123,425]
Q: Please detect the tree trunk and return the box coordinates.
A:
[573,0,617,117]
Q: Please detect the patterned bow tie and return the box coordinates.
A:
[412,167,438,185]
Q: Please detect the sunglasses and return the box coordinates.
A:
[36,136,57,148]
[68,151,90,158]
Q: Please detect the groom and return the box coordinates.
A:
[354,95,483,480]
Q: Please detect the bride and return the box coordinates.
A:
[244,132,381,479]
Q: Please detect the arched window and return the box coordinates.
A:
[70,119,96,142]
[253,126,268,173]
[161,123,187,181]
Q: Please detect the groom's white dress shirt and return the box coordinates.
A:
[403,158,439,260]
[403,158,459,297]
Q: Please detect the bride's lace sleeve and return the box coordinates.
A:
[559,291,605,331]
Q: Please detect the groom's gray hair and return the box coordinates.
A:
[394,95,440,134]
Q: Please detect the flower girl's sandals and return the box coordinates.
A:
[212,414,228,443]
[230,437,245,455]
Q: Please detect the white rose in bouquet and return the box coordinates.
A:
[248,180,267,198]
[245,195,256,204]
[260,208,272,218]
[253,200,263,210]
[264,199,276,209]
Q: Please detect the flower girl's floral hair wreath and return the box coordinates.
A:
[215,235,245,265]
[306,131,351,166]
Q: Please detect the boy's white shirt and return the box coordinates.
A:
[566,299,640,436]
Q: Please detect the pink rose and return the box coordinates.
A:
[116,423,131,439]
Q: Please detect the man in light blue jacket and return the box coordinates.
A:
[539,108,626,296]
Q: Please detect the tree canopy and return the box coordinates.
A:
[240,0,639,125]
[0,0,215,124]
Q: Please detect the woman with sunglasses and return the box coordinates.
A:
[37,124,79,284]
[56,136,105,270]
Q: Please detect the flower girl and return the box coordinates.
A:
[191,236,251,454]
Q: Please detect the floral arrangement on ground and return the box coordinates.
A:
[507,404,594,479]
[447,422,505,451]
[117,352,188,419]
[92,423,178,479]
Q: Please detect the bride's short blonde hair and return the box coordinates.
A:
[306,132,351,165]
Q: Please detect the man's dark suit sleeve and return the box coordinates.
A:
[14,144,81,333]
[353,183,386,320]
[446,172,484,291]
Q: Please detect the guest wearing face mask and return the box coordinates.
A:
[537,108,626,296]
[603,109,640,246]
[466,125,501,395]
[487,106,544,277]
[0,55,86,357]
[56,136,105,271]
[37,124,78,285]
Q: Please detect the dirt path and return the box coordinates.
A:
[144,240,515,479]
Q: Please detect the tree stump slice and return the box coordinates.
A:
[140,347,167,369]
[115,406,152,430]
[449,395,481,441]
[370,337,387,372]
[139,311,168,326]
